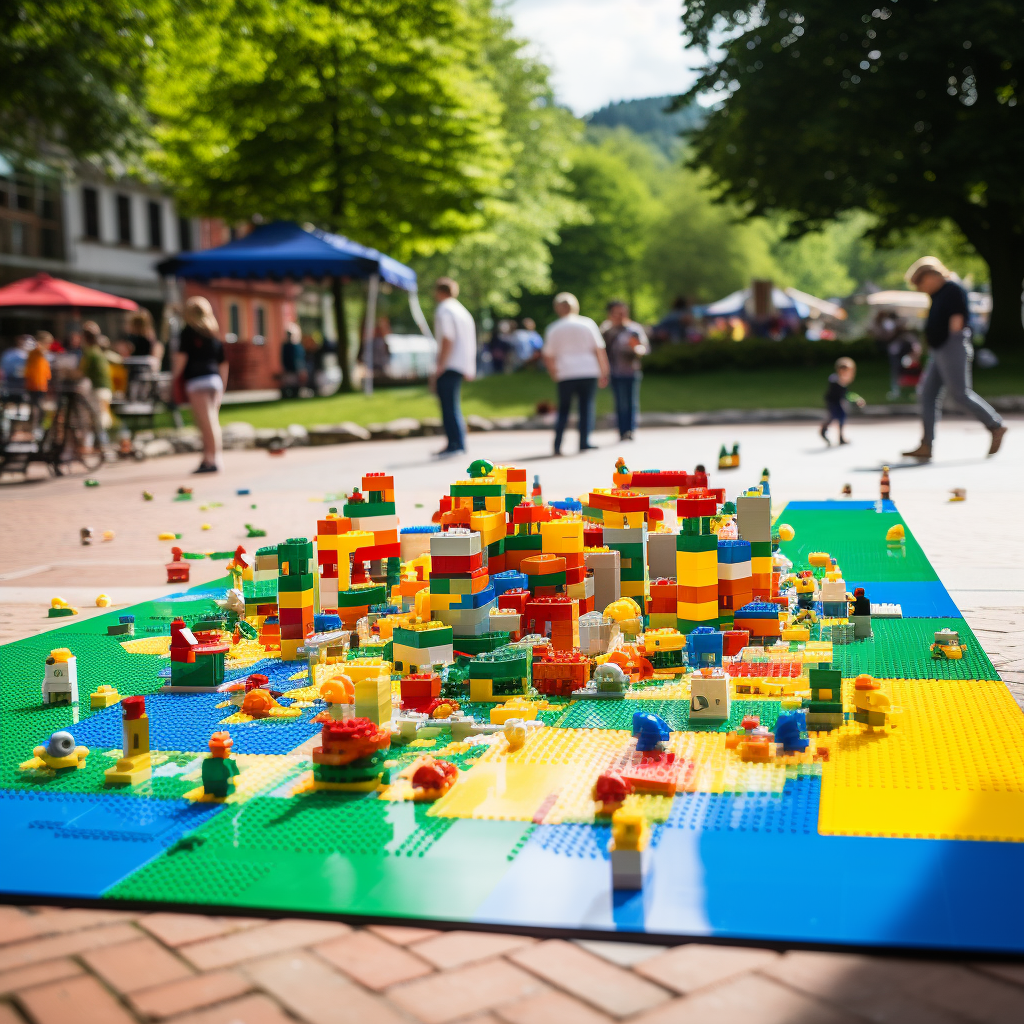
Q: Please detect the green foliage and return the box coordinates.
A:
[413,1,585,319]
[0,0,175,158]
[148,0,506,257]
[678,1,1024,344]
[642,335,880,374]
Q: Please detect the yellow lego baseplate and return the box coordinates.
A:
[819,678,1024,841]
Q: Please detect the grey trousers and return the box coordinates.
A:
[919,331,1002,444]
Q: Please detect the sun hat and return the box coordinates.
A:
[184,296,220,335]
[904,256,951,285]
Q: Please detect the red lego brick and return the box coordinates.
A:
[722,629,750,655]
[498,589,530,615]
[584,525,604,547]
[431,552,483,574]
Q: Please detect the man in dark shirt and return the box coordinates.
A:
[902,257,1005,460]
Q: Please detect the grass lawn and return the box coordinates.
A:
[214,353,1023,430]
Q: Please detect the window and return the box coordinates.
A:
[82,187,100,239]
[253,305,266,344]
[148,200,163,249]
[178,216,193,251]
[117,194,132,244]
[41,228,58,259]
[10,221,26,255]
[227,302,240,342]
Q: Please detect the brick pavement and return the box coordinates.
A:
[0,906,1023,1024]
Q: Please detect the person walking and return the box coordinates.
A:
[601,300,648,441]
[542,292,609,455]
[429,277,476,458]
[173,296,229,473]
[79,322,113,445]
[901,257,1006,460]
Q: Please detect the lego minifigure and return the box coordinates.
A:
[202,731,240,798]
[42,649,77,705]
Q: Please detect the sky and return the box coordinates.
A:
[508,0,702,115]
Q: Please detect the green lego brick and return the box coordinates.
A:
[803,700,844,714]
[676,618,718,633]
[242,579,278,601]
[487,537,506,555]
[581,505,605,521]
[343,500,395,518]
[505,534,543,551]
[429,578,453,595]
[451,631,511,657]
[278,573,315,593]
[679,516,713,536]
[394,625,455,648]
[336,584,387,608]
[504,494,523,514]
[809,668,842,686]
[450,483,503,498]
[527,571,566,588]
[749,541,772,557]
[676,533,719,552]
[468,644,531,680]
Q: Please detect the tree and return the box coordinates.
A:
[413,0,586,323]
[0,0,175,158]
[149,0,507,389]
[679,1,1024,346]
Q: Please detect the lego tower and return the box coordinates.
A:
[736,486,773,600]
[675,488,719,633]
[278,537,316,661]
[430,529,496,638]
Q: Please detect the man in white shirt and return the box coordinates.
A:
[542,292,609,455]
[430,277,477,457]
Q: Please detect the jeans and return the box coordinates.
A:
[610,374,640,437]
[436,369,466,451]
[554,377,598,453]
[823,401,846,428]
[919,331,1002,444]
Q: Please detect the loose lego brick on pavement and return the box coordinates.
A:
[314,929,434,989]
[510,939,671,1018]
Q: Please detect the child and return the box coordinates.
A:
[24,331,52,435]
[80,322,113,444]
[821,356,866,446]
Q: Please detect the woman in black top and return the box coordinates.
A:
[173,296,229,473]
[123,309,164,365]
[902,257,1005,460]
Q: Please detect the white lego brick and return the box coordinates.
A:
[717,561,753,581]
[603,525,648,545]
[689,671,730,720]
[430,529,482,556]
[610,846,650,890]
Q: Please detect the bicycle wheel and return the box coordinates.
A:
[58,394,103,473]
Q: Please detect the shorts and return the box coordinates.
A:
[185,374,224,395]
[825,401,846,425]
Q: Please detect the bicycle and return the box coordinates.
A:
[1,382,103,477]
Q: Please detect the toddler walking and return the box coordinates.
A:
[821,357,865,446]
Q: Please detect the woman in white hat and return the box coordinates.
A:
[902,257,1005,460]
[173,296,229,473]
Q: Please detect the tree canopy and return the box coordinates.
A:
[0,0,175,158]
[150,0,506,258]
[679,0,1024,345]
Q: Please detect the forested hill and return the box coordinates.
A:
[585,96,703,155]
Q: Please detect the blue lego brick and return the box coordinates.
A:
[452,585,497,610]
[549,497,583,512]
[734,601,780,619]
[0,790,223,898]
[784,500,898,513]
[400,525,441,534]
[491,570,529,597]
[846,580,960,618]
[717,539,752,563]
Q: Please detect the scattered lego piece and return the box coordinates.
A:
[411,758,458,800]
[84,478,99,487]
[91,684,121,708]
[80,527,94,545]
[609,807,650,889]
[202,732,240,798]
[777,523,795,542]
[885,523,905,543]
[104,695,152,786]
[949,488,966,502]
[102,530,115,542]
[20,731,89,774]
[42,648,77,705]
[245,524,267,537]
[47,597,77,618]
[143,490,154,500]
[95,593,111,607]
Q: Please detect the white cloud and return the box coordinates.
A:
[507,0,703,115]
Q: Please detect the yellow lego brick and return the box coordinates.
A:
[751,556,773,573]
[647,613,676,629]
[820,678,1024,842]
[278,589,314,609]
[602,510,646,529]
[620,580,650,597]
[676,550,717,568]
[540,520,585,553]
[345,657,391,682]
[677,600,719,619]
[643,629,685,651]
[280,639,304,661]
[483,495,504,512]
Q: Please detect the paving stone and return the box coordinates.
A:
[412,930,535,969]
[368,925,442,946]
[975,964,1024,989]
[82,936,193,994]
[0,909,42,947]
[573,940,667,968]
[165,993,296,1024]
[15,973,137,1024]
[138,914,262,948]
[0,1003,25,1024]
[510,939,670,1019]
[634,942,780,994]
[894,962,1024,1024]
[0,924,140,973]
[178,919,349,970]
[130,970,253,1021]
[631,972,860,1024]
[314,930,433,990]
[0,958,83,996]
[389,958,549,1024]
[27,908,137,931]
[496,989,615,1024]
[242,950,405,1024]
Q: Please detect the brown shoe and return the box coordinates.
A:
[902,443,932,460]
[988,425,1007,455]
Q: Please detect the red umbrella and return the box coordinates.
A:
[0,273,138,310]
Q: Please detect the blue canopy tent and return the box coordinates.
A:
[157,220,431,393]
